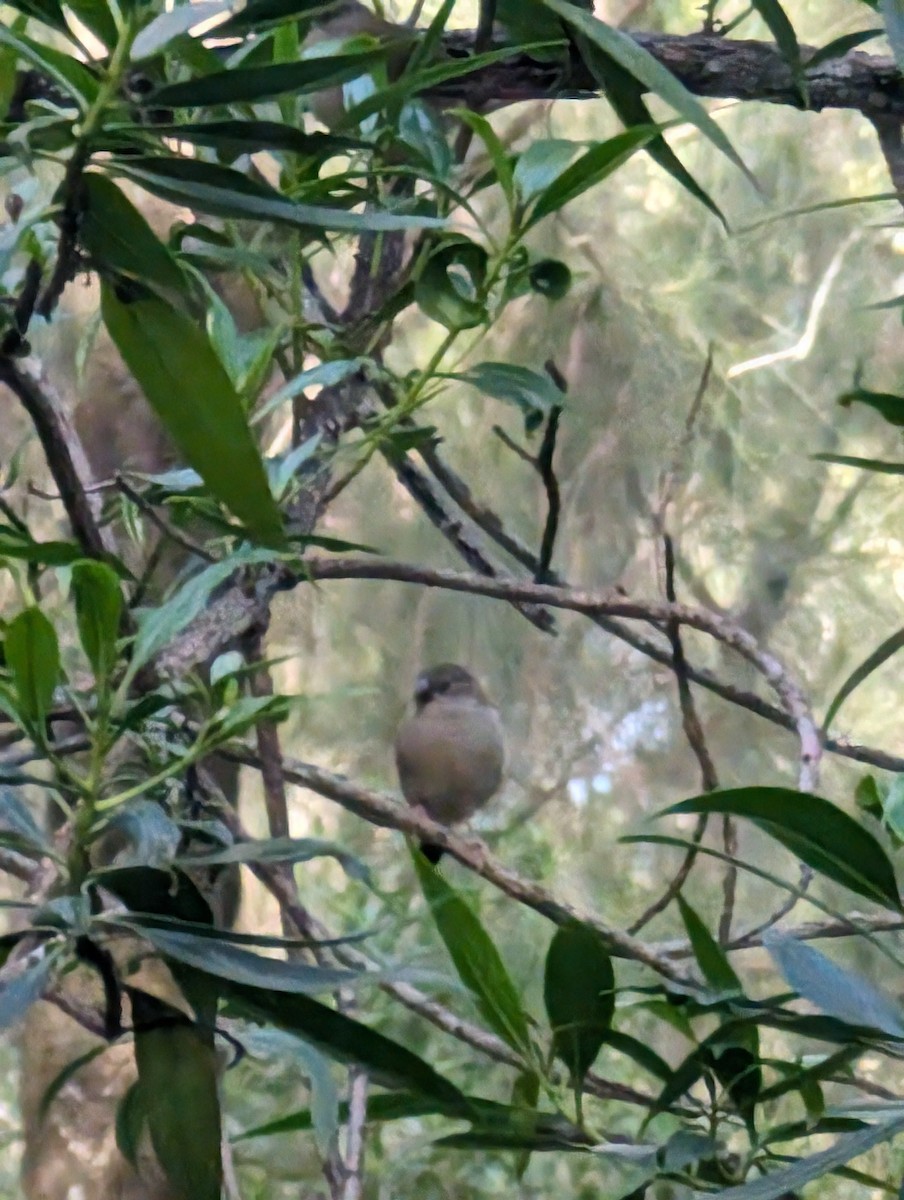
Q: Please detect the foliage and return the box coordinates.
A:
[1,0,904,1197]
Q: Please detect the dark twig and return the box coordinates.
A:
[535,361,565,582]
[0,358,117,560]
[116,475,215,564]
[628,534,719,936]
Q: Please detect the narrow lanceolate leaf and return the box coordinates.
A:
[822,625,904,731]
[814,453,904,475]
[838,385,904,426]
[70,559,123,684]
[0,951,54,1029]
[224,979,470,1115]
[676,895,741,995]
[6,607,60,726]
[108,158,445,234]
[101,284,284,548]
[124,547,277,682]
[750,0,804,97]
[540,0,755,187]
[120,923,362,993]
[454,362,565,433]
[80,174,188,297]
[412,850,532,1055]
[692,1111,904,1200]
[765,934,904,1039]
[130,989,222,1200]
[660,788,902,911]
[543,922,615,1084]
[149,49,390,107]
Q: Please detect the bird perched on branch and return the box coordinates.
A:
[395,663,505,864]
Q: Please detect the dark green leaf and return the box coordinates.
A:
[130,989,222,1200]
[131,0,233,59]
[454,109,515,208]
[139,120,365,160]
[176,835,369,882]
[80,174,187,296]
[101,285,285,548]
[0,0,68,34]
[70,559,123,684]
[415,237,488,329]
[39,1045,109,1122]
[838,386,904,427]
[6,607,60,725]
[823,625,904,731]
[0,28,98,105]
[454,361,564,433]
[527,126,659,225]
[225,979,470,1114]
[0,950,54,1029]
[541,0,755,186]
[115,1082,143,1167]
[65,0,118,49]
[751,0,803,96]
[529,258,571,299]
[120,922,363,993]
[150,48,390,107]
[109,157,445,234]
[805,28,883,71]
[0,527,87,566]
[705,1111,904,1200]
[412,851,532,1055]
[544,921,615,1084]
[765,933,904,1039]
[677,895,742,994]
[660,788,902,911]
[814,453,904,475]
[124,547,282,682]
[93,801,182,870]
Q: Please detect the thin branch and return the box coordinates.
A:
[0,358,117,560]
[116,475,215,564]
[215,805,659,1108]
[300,555,821,791]
[217,744,697,986]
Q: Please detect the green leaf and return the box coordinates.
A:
[660,788,902,911]
[0,950,54,1029]
[514,139,581,203]
[823,625,904,731]
[80,174,187,297]
[411,849,532,1056]
[39,1045,109,1122]
[805,28,883,70]
[0,787,51,855]
[130,989,222,1200]
[838,385,904,427]
[109,157,445,234]
[176,835,369,882]
[6,607,60,725]
[765,934,904,1039]
[137,120,365,160]
[1,0,68,34]
[65,0,118,49]
[676,895,741,994]
[150,47,390,106]
[224,980,470,1114]
[124,547,279,682]
[93,800,182,869]
[527,126,659,226]
[543,921,615,1084]
[0,27,98,106]
[529,259,571,299]
[70,559,122,684]
[575,47,725,224]
[120,923,363,993]
[131,0,234,59]
[454,109,515,209]
[454,361,564,433]
[101,284,285,548]
[0,526,88,566]
[415,237,488,329]
[881,0,904,71]
[751,0,804,97]
[696,1111,904,1200]
[540,0,755,186]
[814,453,904,475]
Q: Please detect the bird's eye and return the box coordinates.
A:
[433,681,450,694]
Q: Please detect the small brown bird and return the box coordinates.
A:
[395,664,505,864]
